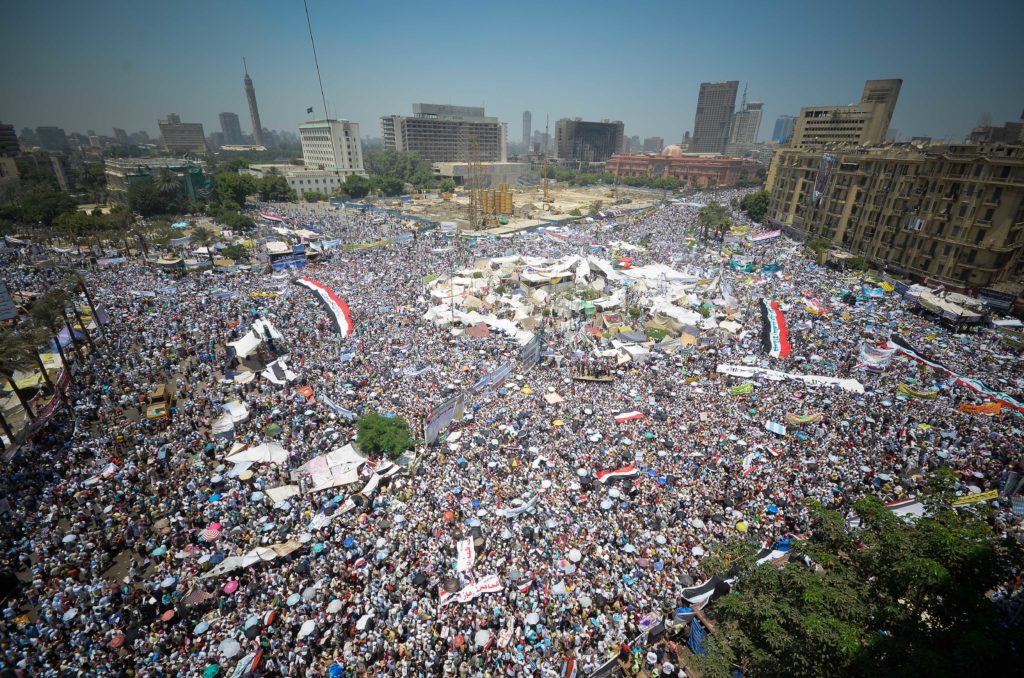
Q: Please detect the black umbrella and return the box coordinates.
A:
[411,573,427,587]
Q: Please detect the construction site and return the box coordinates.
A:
[376,123,664,235]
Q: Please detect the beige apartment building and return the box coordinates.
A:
[788,79,902,150]
[764,142,1024,289]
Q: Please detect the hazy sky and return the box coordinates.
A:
[2,0,1022,144]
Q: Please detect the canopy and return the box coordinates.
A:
[226,443,289,466]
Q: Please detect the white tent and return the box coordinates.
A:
[228,332,262,358]
[226,442,289,466]
[266,484,301,505]
[262,358,298,385]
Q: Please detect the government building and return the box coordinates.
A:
[764,141,1024,290]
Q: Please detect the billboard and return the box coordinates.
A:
[809,153,836,206]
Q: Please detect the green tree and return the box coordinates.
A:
[75,164,108,203]
[19,191,77,225]
[220,243,248,262]
[440,178,457,193]
[697,481,1024,677]
[128,178,185,217]
[698,201,730,241]
[369,176,404,196]
[356,411,413,460]
[336,174,371,199]
[302,190,327,203]
[0,330,40,422]
[739,190,771,222]
[214,172,256,207]
[191,225,217,267]
[363,149,434,188]
[256,174,292,201]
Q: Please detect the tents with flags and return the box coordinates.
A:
[294,278,354,337]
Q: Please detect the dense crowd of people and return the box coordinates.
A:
[0,189,1022,676]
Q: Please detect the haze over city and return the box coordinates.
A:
[2,0,1023,142]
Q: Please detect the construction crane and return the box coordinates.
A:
[466,133,489,229]
[542,114,553,204]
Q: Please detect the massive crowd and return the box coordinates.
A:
[1,190,1022,677]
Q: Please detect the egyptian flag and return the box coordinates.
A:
[294,278,354,337]
[614,411,644,423]
[259,210,286,222]
[760,298,791,359]
[596,465,640,484]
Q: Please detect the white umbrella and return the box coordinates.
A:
[62,608,78,622]
[62,534,77,544]
[327,599,344,614]
[297,619,316,638]
[623,544,636,554]
[567,549,582,563]
[576,468,588,477]
[474,629,491,647]
[608,488,621,499]
[525,612,540,625]
[579,595,593,607]
[600,499,613,510]
[692,545,706,557]
[302,587,316,601]
[219,638,241,658]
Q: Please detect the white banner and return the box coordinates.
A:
[456,537,476,573]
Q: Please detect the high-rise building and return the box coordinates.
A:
[787,79,902,149]
[35,126,68,152]
[642,137,665,153]
[0,122,19,157]
[772,116,796,144]
[691,81,739,154]
[381,104,506,163]
[158,114,207,153]
[727,92,764,155]
[968,113,1024,144]
[244,60,264,146]
[220,112,244,145]
[554,118,624,162]
[112,128,129,146]
[764,141,1024,288]
[522,111,531,147]
[299,119,364,174]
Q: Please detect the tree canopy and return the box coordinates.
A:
[696,474,1024,677]
[738,190,770,222]
[255,174,292,202]
[363,149,434,189]
[336,174,371,200]
[356,412,413,460]
[214,171,256,207]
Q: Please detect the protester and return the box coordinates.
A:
[0,190,1021,677]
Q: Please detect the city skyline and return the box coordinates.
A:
[1,0,1022,145]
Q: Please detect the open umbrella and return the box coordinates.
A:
[286,593,301,606]
[223,580,239,594]
[194,621,211,635]
[567,548,582,563]
[525,612,540,625]
[327,599,344,614]
[151,546,168,557]
[203,665,220,678]
[297,619,316,638]
[62,534,77,544]
[218,638,241,658]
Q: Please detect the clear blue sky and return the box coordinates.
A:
[1,0,1022,144]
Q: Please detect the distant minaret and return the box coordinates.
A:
[244,58,264,146]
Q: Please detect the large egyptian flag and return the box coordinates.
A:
[294,278,353,336]
[595,465,640,484]
[760,298,791,359]
[259,210,286,222]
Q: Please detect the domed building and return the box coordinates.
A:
[661,144,684,158]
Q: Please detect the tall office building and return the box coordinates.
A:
[0,122,19,157]
[112,128,129,146]
[381,104,506,163]
[643,136,664,153]
[765,141,1024,288]
[158,114,207,153]
[727,92,764,155]
[299,119,363,173]
[35,126,68,152]
[691,81,739,154]
[787,79,902,149]
[244,60,264,146]
[219,112,244,145]
[554,118,624,162]
[772,116,796,143]
[522,111,531,147]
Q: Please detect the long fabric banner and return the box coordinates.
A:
[730,383,754,396]
[884,338,1024,414]
[959,402,1002,416]
[760,299,791,359]
[716,364,865,394]
[293,278,354,337]
[785,412,822,426]
[897,384,938,400]
[441,574,504,607]
[259,211,286,222]
[750,230,782,243]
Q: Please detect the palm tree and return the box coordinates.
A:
[191,225,217,267]
[0,331,39,423]
[30,290,82,370]
[153,168,181,196]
